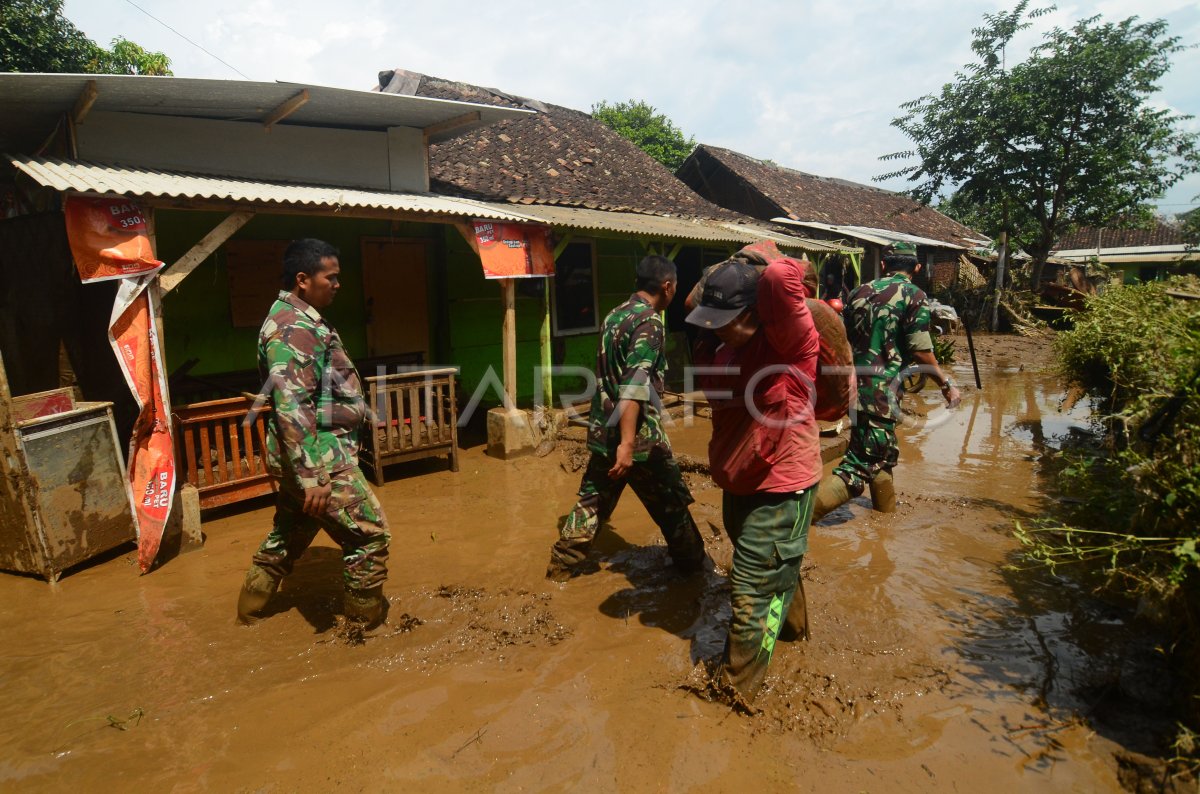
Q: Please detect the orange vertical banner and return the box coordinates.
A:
[65,196,175,573]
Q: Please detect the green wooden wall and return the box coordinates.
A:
[157,208,722,408]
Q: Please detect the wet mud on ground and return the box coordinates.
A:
[0,333,1183,791]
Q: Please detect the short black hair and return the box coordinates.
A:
[281,238,339,290]
[882,254,919,274]
[635,255,677,295]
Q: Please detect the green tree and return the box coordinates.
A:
[592,99,695,172]
[880,2,1199,284]
[1,0,171,75]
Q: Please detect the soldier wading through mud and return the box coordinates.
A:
[810,240,961,520]
[236,238,391,628]
[545,255,709,582]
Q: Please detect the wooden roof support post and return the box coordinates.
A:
[422,111,481,142]
[501,278,517,408]
[72,80,99,125]
[262,89,309,131]
[159,210,256,294]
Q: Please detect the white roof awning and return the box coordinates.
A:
[9,155,534,222]
[470,203,860,254]
[772,217,990,250]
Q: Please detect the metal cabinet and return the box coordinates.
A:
[0,402,137,581]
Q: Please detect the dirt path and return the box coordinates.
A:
[0,332,1171,791]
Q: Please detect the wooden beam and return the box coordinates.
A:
[454,222,480,255]
[159,211,256,294]
[665,243,682,261]
[262,89,309,131]
[501,279,517,406]
[72,80,99,125]
[552,232,574,259]
[422,111,481,142]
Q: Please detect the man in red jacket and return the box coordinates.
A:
[687,256,821,704]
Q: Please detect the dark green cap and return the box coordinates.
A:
[886,241,918,257]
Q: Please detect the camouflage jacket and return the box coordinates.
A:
[259,291,365,490]
[586,293,670,461]
[844,273,932,421]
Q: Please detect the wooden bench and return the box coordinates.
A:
[173,396,276,510]
[361,367,460,485]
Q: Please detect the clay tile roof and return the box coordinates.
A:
[1054,220,1187,251]
[379,71,741,221]
[680,144,987,247]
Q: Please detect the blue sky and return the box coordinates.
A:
[65,0,1200,217]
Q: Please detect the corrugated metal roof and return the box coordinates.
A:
[8,155,532,221]
[773,218,991,250]
[1054,245,1200,264]
[0,73,533,152]
[473,203,857,253]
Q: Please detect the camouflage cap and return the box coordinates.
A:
[886,241,918,258]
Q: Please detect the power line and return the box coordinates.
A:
[120,0,252,80]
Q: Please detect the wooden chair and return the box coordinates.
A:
[360,367,460,485]
[174,396,276,510]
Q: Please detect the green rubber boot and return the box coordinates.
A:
[236,564,280,625]
[344,586,388,630]
[811,475,851,522]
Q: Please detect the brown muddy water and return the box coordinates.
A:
[0,337,1173,791]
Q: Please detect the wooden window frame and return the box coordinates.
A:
[551,239,600,338]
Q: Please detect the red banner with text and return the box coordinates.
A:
[473,221,555,278]
[65,196,163,282]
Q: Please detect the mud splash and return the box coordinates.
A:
[0,334,1178,790]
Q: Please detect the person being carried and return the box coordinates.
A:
[546,255,708,582]
[813,241,962,519]
[236,238,391,628]
[687,256,822,705]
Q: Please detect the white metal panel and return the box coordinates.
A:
[77,111,393,190]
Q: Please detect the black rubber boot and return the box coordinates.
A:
[236,564,280,625]
[344,586,388,630]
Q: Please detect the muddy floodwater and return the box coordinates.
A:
[0,334,1173,791]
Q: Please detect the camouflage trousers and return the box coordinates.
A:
[253,466,391,592]
[833,413,899,497]
[721,487,815,702]
[550,449,707,575]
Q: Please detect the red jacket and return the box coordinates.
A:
[695,258,822,495]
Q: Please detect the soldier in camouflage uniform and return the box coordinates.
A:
[814,241,961,518]
[546,255,708,582]
[236,238,391,628]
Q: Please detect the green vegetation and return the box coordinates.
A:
[591,100,695,172]
[1,0,172,75]
[881,1,1199,284]
[1015,277,1200,759]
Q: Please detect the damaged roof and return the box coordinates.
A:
[677,144,989,249]
[375,69,742,221]
[1054,221,1189,251]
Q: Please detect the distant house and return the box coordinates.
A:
[1052,220,1199,285]
[677,144,991,291]
[376,70,857,397]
